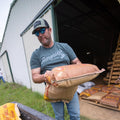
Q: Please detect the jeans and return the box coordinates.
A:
[51,92,80,120]
[0,76,5,83]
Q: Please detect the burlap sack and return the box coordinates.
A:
[0,103,21,120]
[44,84,78,103]
[48,64,105,87]
[87,92,107,102]
[80,88,99,98]
[100,93,120,108]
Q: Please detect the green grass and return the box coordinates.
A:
[0,82,92,120]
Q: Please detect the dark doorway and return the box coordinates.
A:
[54,0,120,71]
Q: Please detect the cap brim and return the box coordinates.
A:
[32,26,40,34]
[32,25,48,34]
[32,29,37,34]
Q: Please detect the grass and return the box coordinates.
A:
[0,82,92,120]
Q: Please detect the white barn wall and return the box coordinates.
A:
[0,0,50,88]
[22,7,54,94]
[1,52,13,83]
[0,59,7,81]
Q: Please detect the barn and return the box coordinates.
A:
[0,0,120,95]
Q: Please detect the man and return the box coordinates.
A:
[30,18,81,120]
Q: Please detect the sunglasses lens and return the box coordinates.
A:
[35,31,39,37]
[35,28,46,37]
[40,28,46,34]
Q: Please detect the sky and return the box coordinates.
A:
[0,0,14,42]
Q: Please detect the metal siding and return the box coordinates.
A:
[0,0,50,88]
[22,8,53,94]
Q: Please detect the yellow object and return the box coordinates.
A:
[44,94,49,100]
[80,92,91,97]
[0,103,21,120]
[115,85,120,88]
[46,76,51,83]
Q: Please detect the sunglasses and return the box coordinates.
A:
[35,28,46,37]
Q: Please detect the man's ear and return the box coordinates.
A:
[48,28,52,33]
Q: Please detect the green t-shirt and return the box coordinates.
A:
[30,42,77,74]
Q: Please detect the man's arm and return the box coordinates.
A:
[31,67,45,83]
[71,58,82,64]
[31,67,51,84]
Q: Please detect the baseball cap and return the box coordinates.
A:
[32,18,49,34]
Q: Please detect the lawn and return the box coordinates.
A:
[0,82,92,120]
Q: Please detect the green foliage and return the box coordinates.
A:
[0,83,92,120]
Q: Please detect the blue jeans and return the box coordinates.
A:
[0,76,5,83]
[51,92,80,120]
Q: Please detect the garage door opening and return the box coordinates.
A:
[54,0,120,76]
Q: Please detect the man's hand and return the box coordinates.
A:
[44,70,55,84]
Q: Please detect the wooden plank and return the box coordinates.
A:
[107,34,120,85]
[107,66,111,69]
[114,60,120,63]
[113,68,120,70]
[104,76,119,79]
[107,65,120,71]
[81,99,120,112]
[111,76,119,79]
[113,52,120,56]
[106,73,110,77]
[112,56,120,60]
[107,61,113,65]
[116,47,120,51]
[112,64,120,67]
[112,71,120,75]
[103,78,117,83]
